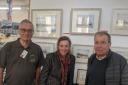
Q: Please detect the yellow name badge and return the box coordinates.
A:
[20,50,28,59]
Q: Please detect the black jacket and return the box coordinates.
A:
[40,52,75,85]
[85,50,128,85]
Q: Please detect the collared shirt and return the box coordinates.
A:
[0,38,44,85]
[96,55,107,60]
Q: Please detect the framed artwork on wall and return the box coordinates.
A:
[31,9,63,38]
[76,69,87,85]
[35,42,55,58]
[111,9,128,35]
[70,8,101,34]
[73,63,87,84]
[72,45,94,63]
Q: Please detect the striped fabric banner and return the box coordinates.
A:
[7,0,12,22]
[7,0,13,33]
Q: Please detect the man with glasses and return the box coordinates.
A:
[0,19,45,85]
[85,31,128,85]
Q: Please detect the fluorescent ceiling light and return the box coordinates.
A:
[0,7,8,10]
[12,7,21,10]
[0,7,21,10]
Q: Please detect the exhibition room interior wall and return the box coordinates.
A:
[30,0,128,83]
[31,0,128,48]
[0,0,128,84]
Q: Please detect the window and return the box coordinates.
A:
[0,0,30,35]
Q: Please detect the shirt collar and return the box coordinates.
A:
[16,38,32,49]
[96,55,107,60]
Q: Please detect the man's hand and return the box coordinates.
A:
[35,67,41,85]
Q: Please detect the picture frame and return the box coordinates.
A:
[31,9,63,38]
[74,63,87,84]
[111,47,128,62]
[70,8,101,34]
[35,42,55,58]
[76,69,87,85]
[72,45,94,63]
[111,9,128,35]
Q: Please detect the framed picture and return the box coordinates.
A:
[74,63,87,84]
[72,45,94,63]
[76,69,87,85]
[35,42,55,58]
[111,9,128,35]
[31,9,63,38]
[111,47,128,62]
[70,8,101,34]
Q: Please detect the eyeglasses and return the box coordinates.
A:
[20,29,33,33]
[94,41,109,46]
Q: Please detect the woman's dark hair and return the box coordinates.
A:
[57,36,71,47]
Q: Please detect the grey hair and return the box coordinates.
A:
[19,19,34,31]
[94,31,111,44]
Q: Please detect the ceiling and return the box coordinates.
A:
[0,0,30,6]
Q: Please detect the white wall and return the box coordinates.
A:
[31,0,128,47]
[30,0,128,83]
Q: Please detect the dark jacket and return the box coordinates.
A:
[85,50,128,85]
[40,52,75,85]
